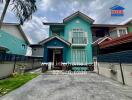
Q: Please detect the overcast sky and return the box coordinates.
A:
[0,0,132,44]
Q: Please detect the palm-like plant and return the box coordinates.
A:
[0,0,37,28]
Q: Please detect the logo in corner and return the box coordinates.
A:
[110,5,125,16]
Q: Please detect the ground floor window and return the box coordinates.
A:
[71,49,87,64]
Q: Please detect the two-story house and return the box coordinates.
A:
[38,11,132,71]
[92,19,132,55]
[39,11,94,70]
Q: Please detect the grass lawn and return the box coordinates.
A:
[0,73,38,96]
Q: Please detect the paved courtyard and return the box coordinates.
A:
[1,71,132,100]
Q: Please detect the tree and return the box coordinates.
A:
[0,0,37,29]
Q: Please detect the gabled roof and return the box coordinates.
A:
[63,11,94,23]
[2,23,30,44]
[110,5,125,10]
[39,36,71,46]
[92,37,112,46]
[119,18,132,25]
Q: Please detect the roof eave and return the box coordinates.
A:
[18,25,30,45]
[39,36,71,46]
[63,11,94,23]
[43,22,65,26]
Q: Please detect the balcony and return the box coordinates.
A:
[72,37,87,46]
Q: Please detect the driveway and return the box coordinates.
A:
[1,71,132,100]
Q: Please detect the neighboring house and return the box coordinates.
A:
[30,44,43,58]
[93,19,132,56]
[40,11,94,70]
[35,11,132,71]
[92,19,132,87]
[0,23,30,55]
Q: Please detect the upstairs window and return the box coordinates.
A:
[109,30,118,38]
[109,28,128,38]
[118,28,127,36]
[71,28,87,44]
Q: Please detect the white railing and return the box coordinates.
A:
[72,37,87,45]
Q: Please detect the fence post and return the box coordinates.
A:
[119,61,125,85]
[97,62,99,74]
[96,58,99,74]
[13,56,16,73]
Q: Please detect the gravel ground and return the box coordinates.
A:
[1,71,132,100]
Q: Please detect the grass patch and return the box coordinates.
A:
[0,73,38,96]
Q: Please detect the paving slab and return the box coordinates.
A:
[1,71,132,100]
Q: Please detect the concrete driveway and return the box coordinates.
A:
[1,71,132,100]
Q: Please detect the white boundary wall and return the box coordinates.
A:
[0,62,14,79]
[0,61,41,79]
[94,62,132,87]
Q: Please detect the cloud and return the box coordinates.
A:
[0,3,4,16]
[0,0,132,44]
[22,15,49,44]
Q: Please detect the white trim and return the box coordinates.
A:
[98,37,112,44]
[40,36,70,46]
[47,46,63,49]
[92,37,112,45]
[72,44,87,47]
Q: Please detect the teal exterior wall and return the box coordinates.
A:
[128,23,132,33]
[0,30,28,55]
[64,17,93,64]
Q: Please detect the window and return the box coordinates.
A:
[109,30,118,38]
[71,28,87,44]
[109,28,127,38]
[22,44,26,49]
[71,49,87,64]
[118,28,127,36]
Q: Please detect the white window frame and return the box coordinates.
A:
[117,28,128,37]
[69,28,88,46]
[109,28,128,38]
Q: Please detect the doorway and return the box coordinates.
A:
[53,49,63,70]
[48,48,63,70]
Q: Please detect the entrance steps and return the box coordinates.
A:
[45,70,94,75]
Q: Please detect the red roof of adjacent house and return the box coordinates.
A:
[92,37,112,46]
[99,33,132,49]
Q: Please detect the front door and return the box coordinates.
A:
[53,49,63,70]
